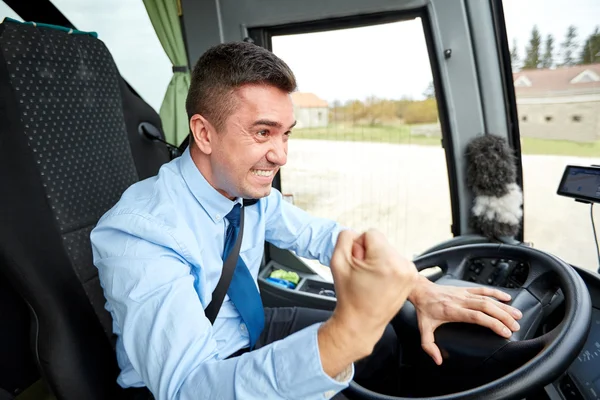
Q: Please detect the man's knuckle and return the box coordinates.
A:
[472,312,485,324]
[480,300,492,313]
[397,264,416,279]
[408,268,419,281]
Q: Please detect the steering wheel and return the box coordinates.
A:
[346,243,592,400]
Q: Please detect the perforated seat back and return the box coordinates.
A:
[0,19,169,399]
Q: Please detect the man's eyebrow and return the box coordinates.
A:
[252,119,297,130]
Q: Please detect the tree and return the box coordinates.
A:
[559,25,578,66]
[345,99,367,125]
[329,99,343,122]
[579,26,600,64]
[541,34,554,69]
[523,26,542,69]
[395,99,412,120]
[510,39,520,71]
[363,96,398,126]
[403,99,438,124]
[422,81,435,99]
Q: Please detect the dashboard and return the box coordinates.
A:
[462,257,529,288]
[560,307,600,399]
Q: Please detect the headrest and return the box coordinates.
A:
[2,17,98,38]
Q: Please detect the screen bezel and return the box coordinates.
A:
[556,165,600,204]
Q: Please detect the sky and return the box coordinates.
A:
[0,0,172,112]
[502,0,600,63]
[1,0,599,110]
[273,0,600,104]
[272,19,431,104]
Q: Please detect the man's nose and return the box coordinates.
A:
[266,140,287,166]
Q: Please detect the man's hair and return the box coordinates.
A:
[185,42,297,137]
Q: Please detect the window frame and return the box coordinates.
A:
[488,0,526,242]
[4,0,75,30]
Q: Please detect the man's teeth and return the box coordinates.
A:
[252,170,273,177]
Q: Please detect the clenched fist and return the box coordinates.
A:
[318,229,419,378]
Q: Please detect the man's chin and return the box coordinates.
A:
[243,186,272,200]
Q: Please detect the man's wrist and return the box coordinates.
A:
[317,314,380,378]
[408,274,433,304]
[320,315,375,360]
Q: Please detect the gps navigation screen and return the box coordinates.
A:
[558,166,600,203]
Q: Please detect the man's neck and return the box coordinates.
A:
[189,145,235,200]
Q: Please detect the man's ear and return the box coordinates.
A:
[190,114,214,155]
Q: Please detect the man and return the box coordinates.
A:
[91,42,522,400]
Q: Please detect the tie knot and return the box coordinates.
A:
[225,203,242,227]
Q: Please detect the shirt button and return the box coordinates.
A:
[240,323,247,333]
[216,213,221,220]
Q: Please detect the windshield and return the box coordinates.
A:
[502,0,600,273]
[272,17,453,280]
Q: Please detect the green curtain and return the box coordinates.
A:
[143,0,191,145]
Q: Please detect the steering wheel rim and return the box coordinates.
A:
[346,243,592,400]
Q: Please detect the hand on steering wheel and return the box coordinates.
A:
[408,277,523,365]
[347,243,591,400]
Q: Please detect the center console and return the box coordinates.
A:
[258,259,337,311]
[462,257,529,288]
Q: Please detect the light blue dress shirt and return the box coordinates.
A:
[90,147,351,400]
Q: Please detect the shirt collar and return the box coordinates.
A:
[179,147,243,224]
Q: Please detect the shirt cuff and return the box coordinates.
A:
[272,322,355,399]
[334,364,353,383]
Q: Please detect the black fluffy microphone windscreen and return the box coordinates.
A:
[465,134,523,239]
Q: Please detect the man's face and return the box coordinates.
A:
[208,84,295,200]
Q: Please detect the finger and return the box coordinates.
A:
[351,240,365,261]
[420,324,443,365]
[362,229,387,260]
[459,309,514,338]
[467,286,511,302]
[352,236,366,261]
[331,230,357,275]
[467,288,523,319]
[465,298,521,332]
[335,230,357,253]
[476,294,523,320]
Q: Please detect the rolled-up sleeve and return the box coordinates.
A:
[91,212,351,400]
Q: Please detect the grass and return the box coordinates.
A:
[292,124,600,157]
[291,124,441,146]
[520,137,600,158]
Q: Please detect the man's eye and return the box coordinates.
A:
[257,130,268,137]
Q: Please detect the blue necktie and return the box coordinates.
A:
[223,204,265,348]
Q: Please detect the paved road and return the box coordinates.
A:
[280,139,600,279]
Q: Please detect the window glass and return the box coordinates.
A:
[503,0,600,272]
[51,0,172,112]
[0,1,22,21]
[272,18,452,280]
